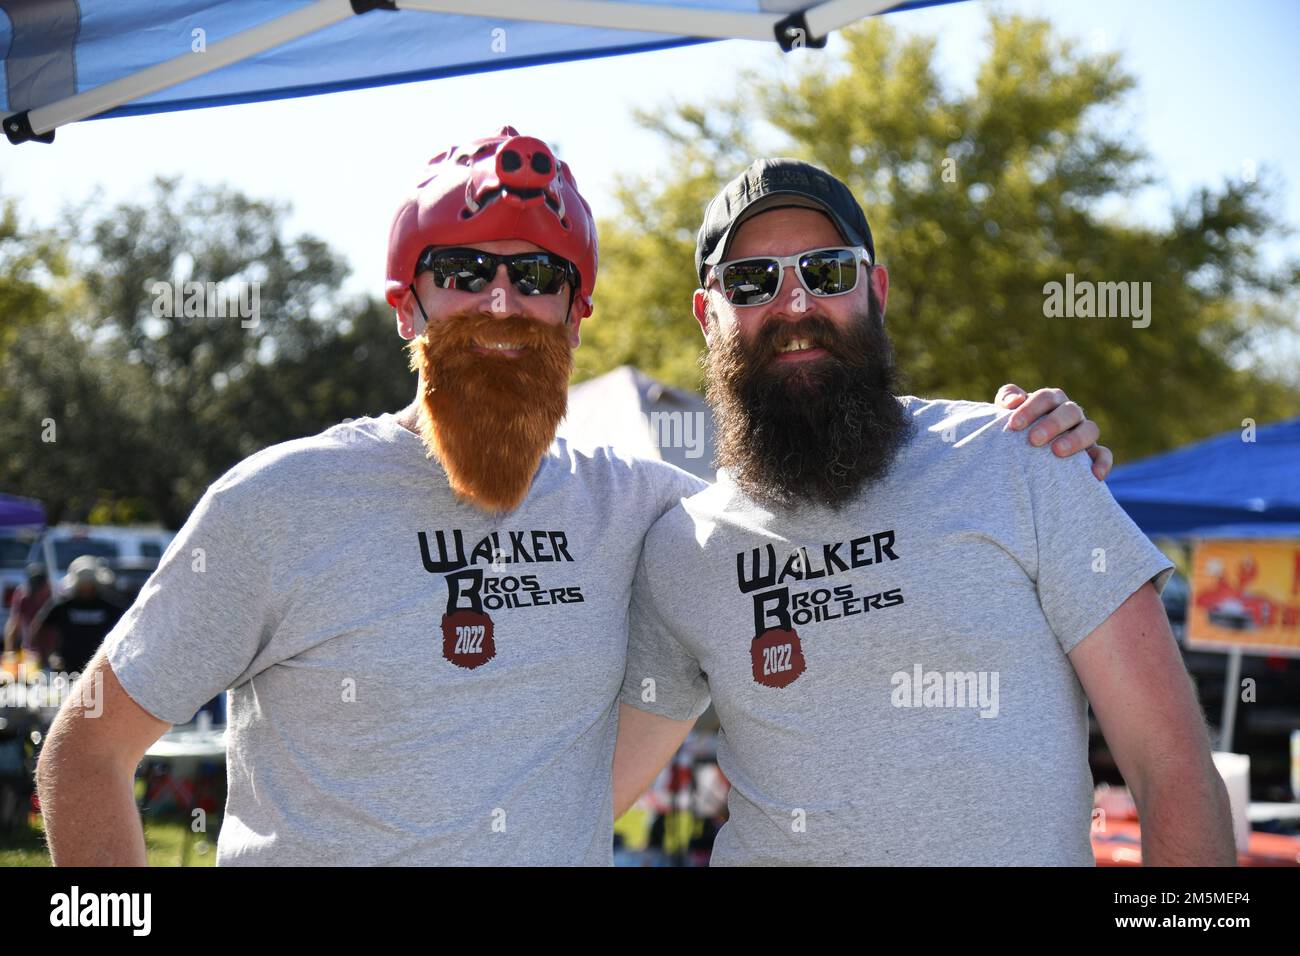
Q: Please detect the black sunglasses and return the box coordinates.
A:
[416,246,576,297]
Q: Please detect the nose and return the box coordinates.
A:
[762,264,808,319]
[495,136,556,191]
[474,263,531,319]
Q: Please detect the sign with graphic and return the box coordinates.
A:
[1188,538,1300,657]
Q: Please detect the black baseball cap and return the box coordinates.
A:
[695,157,875,286]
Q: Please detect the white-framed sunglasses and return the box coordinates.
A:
[708,245,873,307]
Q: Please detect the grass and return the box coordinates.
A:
[0,812,223,867]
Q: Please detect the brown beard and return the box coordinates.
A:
[704,289,913,511]
[408,310,572,514]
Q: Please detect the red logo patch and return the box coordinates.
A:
[750,627,806,688]
[441,609,497,669]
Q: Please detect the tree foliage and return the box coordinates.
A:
[581,14,1300,461]
[0,178,411,526]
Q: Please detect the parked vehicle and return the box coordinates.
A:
[27,525,177,598]
[102,556,163,607]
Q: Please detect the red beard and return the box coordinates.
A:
[408,310,572,514]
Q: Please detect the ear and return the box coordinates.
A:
[391,285,426,340]
[869,263,889,319]
[692,288,713,347]
[566,310,584,349]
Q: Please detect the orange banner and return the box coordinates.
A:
[1188,539,1300,656]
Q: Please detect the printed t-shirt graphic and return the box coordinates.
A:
[419,526,583,668]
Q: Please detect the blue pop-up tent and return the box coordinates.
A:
[2,0,960,144]
[1109,416,1300,539]
[0,492,45,528]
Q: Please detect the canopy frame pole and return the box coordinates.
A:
[4,0,367,144]
[400,0,779,41]
[1219,646,1243,752]
[803,0,900,38]
[400,0,900,44]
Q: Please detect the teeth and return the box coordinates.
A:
[478,341,522,350]
[777,337,814,353]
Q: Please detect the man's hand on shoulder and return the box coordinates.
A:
[995,384,1111,480]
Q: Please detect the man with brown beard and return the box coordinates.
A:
[613,158,1236,866]
[36,134,1109,866]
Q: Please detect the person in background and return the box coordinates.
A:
[3,562,58,667]
[29,556,126,675]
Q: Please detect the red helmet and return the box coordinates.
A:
[385,126,598,321]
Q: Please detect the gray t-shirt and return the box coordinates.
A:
[104,413,705,865]
[620,397,1174,866]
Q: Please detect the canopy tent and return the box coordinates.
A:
[2,0,960,144]
[559,365,717,480]
[0,492,45,529]
[1108,416,1300,539]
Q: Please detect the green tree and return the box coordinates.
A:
[0,192,68,363]
[582,14,1300,462]
[0,178,411,527]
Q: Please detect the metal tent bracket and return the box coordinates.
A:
[4,110,54,145]
[774,11,827,51]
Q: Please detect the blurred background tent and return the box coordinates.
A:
[559,365,717,479]
[0,494,44,529]
[1109,417,1300,539]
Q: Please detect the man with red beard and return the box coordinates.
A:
[37,133,1109,866]
[613,158,1236,866]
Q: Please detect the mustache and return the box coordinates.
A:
[754,312,839,354]
[413,309,570,354]
[409,310,572,395]
[744,311,881,372]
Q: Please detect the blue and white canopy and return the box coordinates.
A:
[1,0,959,144]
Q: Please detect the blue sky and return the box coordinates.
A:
[3,0,1298,302]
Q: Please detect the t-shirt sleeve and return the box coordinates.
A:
[619,533,711,722]
[102,480,280,724]
[1017,435,1174,654]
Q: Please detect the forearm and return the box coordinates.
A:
[1130,761,1237,866]
[37,751,148,866]
[612,702,694,819]
[612,742,662,819]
